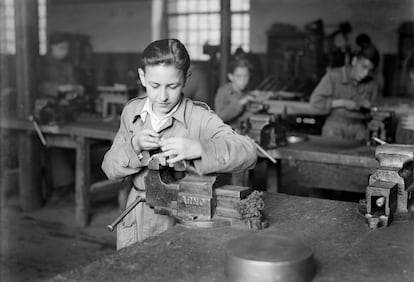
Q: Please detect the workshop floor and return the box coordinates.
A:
[0,186,118,282]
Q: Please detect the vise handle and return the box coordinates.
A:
[107,196,145,232]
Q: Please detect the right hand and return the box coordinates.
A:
[239,95,255,105]
[131,129,161,152]
[57,84,77,93]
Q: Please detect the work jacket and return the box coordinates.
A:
[214,82,249,126]
[310,66,378,140]
[102,95,257,190]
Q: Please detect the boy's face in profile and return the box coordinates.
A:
[351,57,374,82]
[51,41,70,60]
[228,66,250,92]
[138,65,186,117]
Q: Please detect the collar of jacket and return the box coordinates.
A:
[132,94,188,129]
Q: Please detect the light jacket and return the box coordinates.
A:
[102,95,257,189]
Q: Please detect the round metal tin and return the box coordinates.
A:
[225,233,316,282]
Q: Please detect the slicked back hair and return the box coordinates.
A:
[140,39,190,79]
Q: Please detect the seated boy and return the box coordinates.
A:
[102,39,257,250]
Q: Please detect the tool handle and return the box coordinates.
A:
[371,136,387,145]
[106,196,145,232]
[255,143,277,164]
[28,115,47,146]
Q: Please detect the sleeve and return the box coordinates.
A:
[192,109,257,174]
[214,86,245,122]
[309,72,334,115]
[101,107,147,180]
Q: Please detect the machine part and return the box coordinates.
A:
[225,233,316,282]
[106,196,145,232]
[144,155,260,228]
[286,133,309,144]
[176,216,231,228]
[364,180,398,229]
[367,109,396,146]
[359,144,414,228]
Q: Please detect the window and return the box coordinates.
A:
[167,0,250,60]
[0,0,47,55]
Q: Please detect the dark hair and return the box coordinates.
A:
[140,39,190,78]
[355,44,380,69]
[355,33,372,49]
[228,57,252,74]
[49,34,70,46]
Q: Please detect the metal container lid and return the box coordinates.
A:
[225,233,316,282]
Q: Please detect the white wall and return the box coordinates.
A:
[250,0,414,54]
[48,1,152,52]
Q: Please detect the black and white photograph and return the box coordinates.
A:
[1,0,414,281]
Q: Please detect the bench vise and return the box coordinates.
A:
[239,101,287,149]
[144,155,253,227]
[364,144,414,228]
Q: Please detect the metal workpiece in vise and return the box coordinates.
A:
[366,108,396,146]
[239,101,287,150]
[363,144,414,229]
[144,155,253,227]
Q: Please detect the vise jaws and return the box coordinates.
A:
[364,144,414,228]
[144,155,253,227]
[239,101,287,150]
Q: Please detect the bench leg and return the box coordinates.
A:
[75,136,90,227]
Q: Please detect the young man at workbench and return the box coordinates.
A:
[214,56,255,129]
[102,39,257,250]
[309,44,380,141]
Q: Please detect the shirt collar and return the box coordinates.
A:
[133,95,187,128]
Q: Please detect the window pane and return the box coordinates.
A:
[168,0,178,13]
[188,31,198,44]
[198,14,209,29]
[169,16,177,29]
[188,0,198,13]
[177,0,188,13]
[209,14,220,30]
[242,0,250,11]
[177,16,187,29]
[232,14,242,28]
[232,0,250,11]
[189,14,198,28]
[210,30,220,45]
[209,0,220,12]
[198,0,210,12]
[231,0,241,11]
[167,0,249,60]
[177,30,187,42]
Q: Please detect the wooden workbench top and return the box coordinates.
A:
[48,193,414,282]
[267,135,378,168]
[1,116,118,140]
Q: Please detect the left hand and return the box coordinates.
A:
[158,137,202,165]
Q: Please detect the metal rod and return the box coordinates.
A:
[107,196,145,232]
[255,143,277,164]
[28,115,47,146]
[372,136,387,145]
